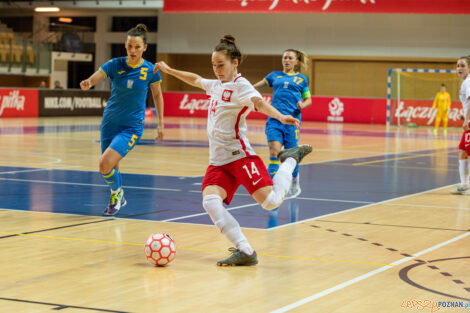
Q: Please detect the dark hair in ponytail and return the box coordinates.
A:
[127,24,148,44]
[214,35,242,64]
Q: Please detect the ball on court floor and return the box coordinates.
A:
[144,233,176,266]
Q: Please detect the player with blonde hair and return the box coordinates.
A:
[254,49,312,198]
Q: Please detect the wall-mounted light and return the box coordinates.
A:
[34,7,60,12]
[58,17,73,23]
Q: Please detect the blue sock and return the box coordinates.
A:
[267,208,279,228]
[102,168,122,192]
[267,157,279,179]
[115,169,122,190]
[292,165,299,179]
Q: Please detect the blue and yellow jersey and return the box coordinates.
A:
[100,57,162,127]
[264,71,310,119]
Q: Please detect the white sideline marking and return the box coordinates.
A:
[0,166,82,175]
[0,177,181,192]
[270,231,470,313]
[272,184,457,229]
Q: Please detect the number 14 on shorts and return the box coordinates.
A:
[242,162,261,182]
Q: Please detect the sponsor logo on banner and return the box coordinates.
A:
[176,93,272,115]
[393,100,463,127]
[0,90,25,116]
[0,88,38,117]
[327,97,344,122]
[44,97,106,111]
[38,90,109,117]
[246,0,376,11]
[164,0,470,14]
[179,94,211,114]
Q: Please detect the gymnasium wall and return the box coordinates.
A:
[157,13,470,58]
[157,12,465,97]
[158,53,457,98]
[1,9,467,99]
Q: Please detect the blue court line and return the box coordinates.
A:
[0,147,460,229]
[0,122,462,140]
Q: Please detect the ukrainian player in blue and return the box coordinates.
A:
[254,49,312,198]
[80,24,164,216]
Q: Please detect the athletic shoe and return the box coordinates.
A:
[278,144,312,164]
[103,189,127,215]
[217,248,258,266]
[287,176,301,198]
[450,186,469,195]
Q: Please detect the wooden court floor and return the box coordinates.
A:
[0,116,469,313]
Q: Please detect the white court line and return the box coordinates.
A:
[271,183,458,230]
[0,165,83,175]
[0,157,63,166]
[295,196,371,204]
[270,231,470,313]
[0,204,261,230]
[0,177,181,192]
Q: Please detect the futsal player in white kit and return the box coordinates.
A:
[451,56,470,194]
[154,35,312,266]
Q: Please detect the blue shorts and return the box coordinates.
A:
[101,122,143,157]
[265,118,299,149]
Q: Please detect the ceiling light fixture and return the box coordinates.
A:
[34,7,60,12]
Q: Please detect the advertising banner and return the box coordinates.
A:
[38,89,109,117]
[391,99,463,127]
[301,96,386,124]
[164,0,470,14]
[163,92,387,124]
[0,88,38,117]
[163,92,268,120]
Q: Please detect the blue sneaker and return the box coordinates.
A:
[103,189,127,216]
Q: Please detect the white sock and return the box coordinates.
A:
[459,159,469,187]
[202,194,254,255]
[262,157,297,211]
[273,158,296,196]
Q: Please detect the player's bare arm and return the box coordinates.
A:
[80,70,105,90]
[154,61,203,89]
[251,97,300,127]
[297,97,312,110]
[150,83,164,141]
[253,79,267,91]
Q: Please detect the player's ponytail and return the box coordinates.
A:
[127,24,148,44]
[215,35,242,64]
[285,49,309,74]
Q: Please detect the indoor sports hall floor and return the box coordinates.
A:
[0,116,469,313]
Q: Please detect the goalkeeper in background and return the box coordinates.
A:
[432,83,451,135]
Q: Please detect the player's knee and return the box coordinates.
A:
[202,194,223,213]
[99,157,112,174]
[261,190,283,211]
